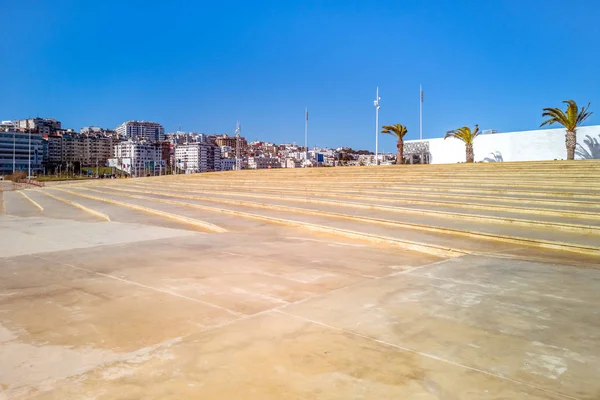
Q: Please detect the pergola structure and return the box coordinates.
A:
[403,141,430,164]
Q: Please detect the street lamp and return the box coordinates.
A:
[374,87,381,166]
[12,130,15,174]
[305,108,308,166]
[28,129,31,180]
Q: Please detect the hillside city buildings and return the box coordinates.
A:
[115,121,165,142]
[0,116,390,178]
[2,112,599,178]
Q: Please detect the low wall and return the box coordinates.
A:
[406,125,600,164]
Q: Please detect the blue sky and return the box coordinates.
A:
[2,0,599,150]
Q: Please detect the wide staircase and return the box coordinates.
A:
[4,160,600,263]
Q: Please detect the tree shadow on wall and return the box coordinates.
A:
[575,135,600,159]
[483,151,503,162]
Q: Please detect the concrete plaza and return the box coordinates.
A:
[1,162,600,399]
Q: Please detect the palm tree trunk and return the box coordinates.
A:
[465,143,474,163]
[565,130,576,160]
[397,139,404,165]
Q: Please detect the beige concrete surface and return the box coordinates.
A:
[1,214,600,399]
[2,162,600,399]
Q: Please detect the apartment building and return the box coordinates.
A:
[45,134,115,167]
[220,158,236,171]
[285,158,301,168]
[247,156,281,169]
[214,134,247,151]
[0,123,44,174]
[112,141,165,176]
[166,132,207,145]
[15,118,61,135]
[115,121,165,142]
[85,136,114,165]
[156,141,171,166]
[175,143,221,173]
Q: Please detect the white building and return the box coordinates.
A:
[285,158,301,168]
[247,156,281,169]
[111,141,165,176]
[115,121,165,142]
[175,143,221,173]
[403,125,600,164]
[220,158,237,171]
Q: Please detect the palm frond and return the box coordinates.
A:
[444,132,456,139]
[444,125,479,144]
[381,124,408,139]
[565,101,578,130]
[541,100,592,130]
[540,108,568,127]
[577,102,593,125]
[472,124,480,140]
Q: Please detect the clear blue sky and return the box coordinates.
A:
[2,0,599,150]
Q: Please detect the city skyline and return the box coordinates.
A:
[2,0,599,150]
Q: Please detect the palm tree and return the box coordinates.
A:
[381,124,408,164]
[540,100,593,160]
[444,125,480,163]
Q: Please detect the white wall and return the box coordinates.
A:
[406,125,600,164]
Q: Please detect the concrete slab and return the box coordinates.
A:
[283,256,600,399]
[17,312,567,400]
[2,191,42,217]
[1,222,598,398]
[0,215,198,258]
[23,189,103,222]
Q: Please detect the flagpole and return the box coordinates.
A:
[305,107,308,165]
[374,87,381,166]
[28,129,31,179]
[419,84,423,140]
[12,131,16,174]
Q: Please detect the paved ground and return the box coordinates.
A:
[2,163,600,399]
[1,213,600,399]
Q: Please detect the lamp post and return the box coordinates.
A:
[235,122,241,170]
[95,139,99,178]
[420,85,423,140]
[28,129,31,180]
[374,87,381,166]
[12,131,15,174]
[305,108,308,166]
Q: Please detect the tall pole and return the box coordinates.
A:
[96,141,99,178]
[305,107,308,165]
[235,122,241,170]
[12,131,15,173]
[374,87,381,166]
[28,129,31,179]
[420,84,423,140]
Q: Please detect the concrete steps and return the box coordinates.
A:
[188,178,598,191]
[151,180,600,199]
[128,183,600,224]
[27,159,600,261]
[52,187,269,233]
[81,185,600,257]
[136,182,600,213]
